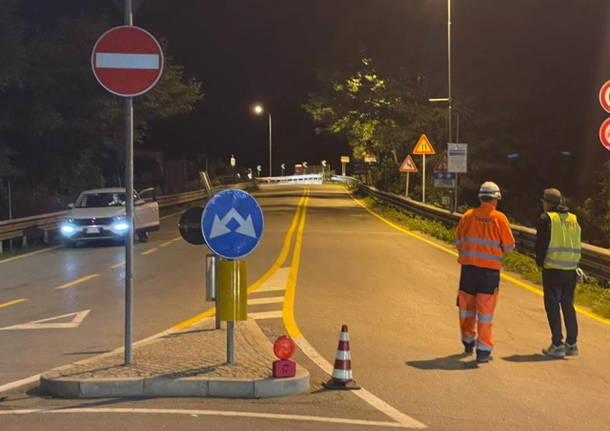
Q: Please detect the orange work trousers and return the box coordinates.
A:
[458,289,499,352]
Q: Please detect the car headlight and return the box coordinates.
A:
[112,218,130,233]
[60,223,77,237]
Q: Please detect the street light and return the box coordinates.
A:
[428,0,456,211]
[252,104,272,177]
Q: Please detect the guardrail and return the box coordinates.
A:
[333,176,610,282]
[256,174,324,185]
[0,182,253,254]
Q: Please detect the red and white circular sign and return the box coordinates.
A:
[600,118,610,151]
[600,80,610,113]
[91,26,164,97]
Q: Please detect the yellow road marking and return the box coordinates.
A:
[283,190,310,338]
[141,248,158,256]
[160,241,173,247]
[0,246,62,265]
[111,262,125,269]
[173,189,308,330]
[0,298,28,309]
[55,274,100,290]
[348,188,610,328]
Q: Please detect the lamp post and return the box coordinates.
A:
[428,0,456,211]
[253,104,272,177]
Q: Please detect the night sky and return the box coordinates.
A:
[39,1,610,180]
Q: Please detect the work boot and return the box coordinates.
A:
[475,349,492,363]
[462,341,475,355]
[565,343,579,356]
[542,344,565,358]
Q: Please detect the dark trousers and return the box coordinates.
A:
[542,268,578,346]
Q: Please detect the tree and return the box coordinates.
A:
[304,58,447,193]
[0,5,203,215]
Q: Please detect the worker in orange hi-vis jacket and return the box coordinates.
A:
[455,181,515,363]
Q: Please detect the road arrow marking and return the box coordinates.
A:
[210,208,257,239]
[0,310,90,330]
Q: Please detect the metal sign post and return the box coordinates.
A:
[91,0,163,365]
[412,135,435,203]
[123,0,134,366]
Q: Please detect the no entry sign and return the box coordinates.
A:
[91,26,164,97]
[599,80,610,113]
[600,118,610,151]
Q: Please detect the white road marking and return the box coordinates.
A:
[0,375,40,395]
[95,53,159,69]
[293,336,427,429]
[248,297,284,305]
[249,311,283,320]
[0,310,90,330]
[256,267,289,292]
[0,408,404,427]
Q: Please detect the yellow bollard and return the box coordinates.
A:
[217,259,247,322]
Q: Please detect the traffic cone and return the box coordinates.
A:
[323,324,361,390]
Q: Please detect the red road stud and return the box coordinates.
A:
[272,336,297,378]
[323,324,361,390]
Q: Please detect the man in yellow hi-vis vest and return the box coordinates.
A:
[535,188,581,358]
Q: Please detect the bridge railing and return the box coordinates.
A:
[332,176,610,282]
[0,182,253,254]
[256,174,323,185]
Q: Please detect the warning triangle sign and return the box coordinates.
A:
[399,154,418,173]
[433,150,448,172]
[412,134,436,155]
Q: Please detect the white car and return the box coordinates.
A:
[60,188,160,245]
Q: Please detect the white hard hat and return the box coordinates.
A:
[478,181,502,200]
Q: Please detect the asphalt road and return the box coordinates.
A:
[1,184,609,430]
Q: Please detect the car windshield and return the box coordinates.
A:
[76,192,126,208]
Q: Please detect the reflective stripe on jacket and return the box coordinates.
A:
[455,203,515,270]
[543,212,581,270]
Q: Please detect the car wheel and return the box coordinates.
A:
[137,230,149,243]
[64,240,77,248]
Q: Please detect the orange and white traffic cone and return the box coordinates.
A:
[323,324,361,390]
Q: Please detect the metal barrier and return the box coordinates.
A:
[0,182,253,254]
[333,177,610,282]
[257,174,323,185]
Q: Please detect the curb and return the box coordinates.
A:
[40,366,309,399]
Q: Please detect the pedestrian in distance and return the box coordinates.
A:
[536,188,582,358]
[455,181,516,363]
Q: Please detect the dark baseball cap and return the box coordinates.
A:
[541,188,562,204]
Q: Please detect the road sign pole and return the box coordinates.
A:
[405,172,410,198]
[123,0,134,366]
[422,155,426,203]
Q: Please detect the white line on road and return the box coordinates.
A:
[248,297,284,305]
[249,311,283,320]
[0,375,40,395]
[293,336,427,429]
[0,408,404,428]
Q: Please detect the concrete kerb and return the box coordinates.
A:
[40,366,309,398]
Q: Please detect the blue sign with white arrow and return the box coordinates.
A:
[202,189,264,259]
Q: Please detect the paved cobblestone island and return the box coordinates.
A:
[40,317,309,398]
